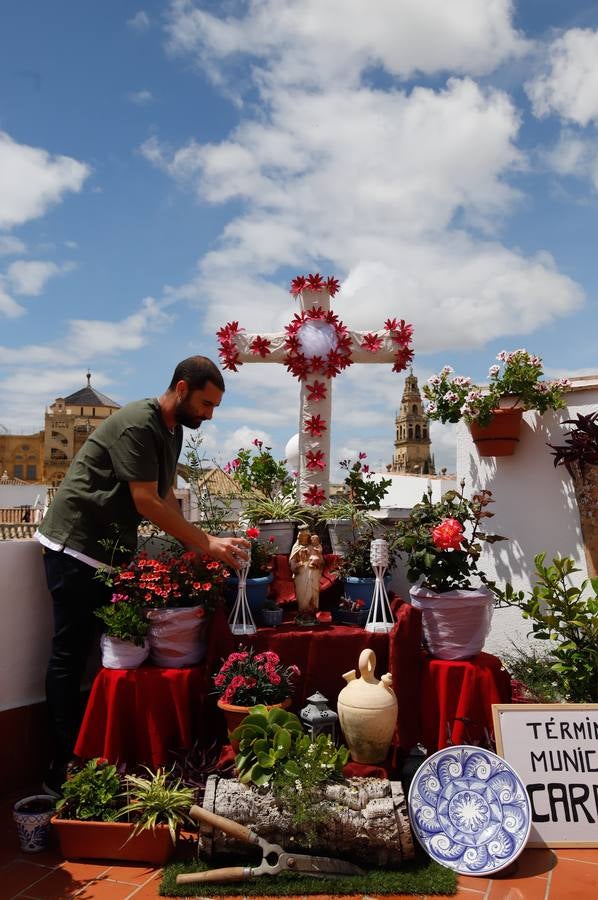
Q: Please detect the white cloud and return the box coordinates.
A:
[526,28,598,126]
[127,10,151,31]
[0,281,25,318]
[544,131,598,192]
[0,235,26,256]
[166,0,528,88]
[66,296,173,355]
[127,89,154,105]
[7,260,75,296]
[0,131,90,230]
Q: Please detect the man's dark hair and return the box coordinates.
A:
[168,356,225,393]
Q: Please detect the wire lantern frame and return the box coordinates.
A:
[228,548,256,636]
[365,538,395,633]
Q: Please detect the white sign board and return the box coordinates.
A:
[493,704,598,847]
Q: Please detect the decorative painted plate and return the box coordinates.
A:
[408,745,531,876]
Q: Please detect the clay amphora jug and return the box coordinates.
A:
[337,648,397,764]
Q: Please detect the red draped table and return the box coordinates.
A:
[75,597,423,768]
[419,651,511,752]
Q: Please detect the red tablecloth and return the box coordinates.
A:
[75,596,423,768]
[419,651,511,752]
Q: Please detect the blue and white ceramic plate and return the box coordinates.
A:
[408,745,531,876]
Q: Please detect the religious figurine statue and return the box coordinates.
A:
[289,527,324,624]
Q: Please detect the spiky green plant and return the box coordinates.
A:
[118,767,195,844]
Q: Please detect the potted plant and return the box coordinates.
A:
[332,596,368,627]
[549,412,598,577]
[318,454,390,552]
[226,526,278,615]
[94,595,150,669]
[497,554,598,702]
[260,596,284,627]
[213,647,299,743]
[333,525,396,609]
[424,350,570,456]
[51,758,194,863]
[101,549,230,668]
[394,483,506,659]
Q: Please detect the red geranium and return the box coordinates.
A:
[432,518,464,551]
[213,647,299,706]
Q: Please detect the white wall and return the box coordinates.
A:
[0,540,53,711]
[456,380,598,658]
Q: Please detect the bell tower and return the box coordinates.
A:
[389,370,435,474]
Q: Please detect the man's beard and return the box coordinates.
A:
[175,398,205,429]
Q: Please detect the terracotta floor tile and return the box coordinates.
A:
[98,863,161,886]
[553,847,598,865]
[545,856,598,898]
[457,874,490,893]
[0,859,56,896]
[15,868,110,899]
[486,876,548,898]
[56,861,112,881]
[72,880,140,899]
[490,849,556,880]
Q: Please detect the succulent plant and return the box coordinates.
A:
[232,705,303,786]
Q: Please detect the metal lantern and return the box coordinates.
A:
[228,546,256,635]
[365,538,395,633]
[300,691,338,742]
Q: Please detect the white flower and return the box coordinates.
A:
[440,365,454,376]
[497,351,508,362]
[453,376,472,387]
[444,391,459,403]
[488,365,500,378]
[428,375,441,386]
[426,402,437,414]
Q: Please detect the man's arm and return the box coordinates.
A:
[129,481,248,569]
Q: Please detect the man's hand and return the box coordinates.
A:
[205,535,250,570]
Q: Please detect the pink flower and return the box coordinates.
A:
[432,518,464,551]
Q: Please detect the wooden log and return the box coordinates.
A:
[199,775,414,866]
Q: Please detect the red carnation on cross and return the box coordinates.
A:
[361,332,383,352]
[303,485,326,506]
[249,336,272,358]
[304,414,327,436]
[325,276,340,296]
[306,449,326,471]
[307,272,325,290]
[306,380,327,402]
[290,276,307,295]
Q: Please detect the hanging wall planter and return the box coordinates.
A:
[469,408,523,457]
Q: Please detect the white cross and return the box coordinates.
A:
[217,279,413,505]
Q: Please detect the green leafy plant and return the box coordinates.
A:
[393,483,506,593]
[182,432,237,534]
[118,767,196,845]
[338,454,391,510]
[231,706,349,840]
[94,599,149,646]
[244,527,278,577]
[334,526,399,579]
[501,645,568,703]
[55,758,121,822]
[232,705,304,786]
[424,350,570,426]
[225,438,294,501]
[213,647,299,706]
[496,554,598,702]
[242,495,306,525]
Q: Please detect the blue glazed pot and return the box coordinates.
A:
[342,575,391,610]
[227,574,274,615]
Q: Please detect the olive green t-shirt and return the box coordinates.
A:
[39,398,182,565]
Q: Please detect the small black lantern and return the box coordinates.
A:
[300,691,338,742]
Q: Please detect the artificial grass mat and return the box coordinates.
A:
[160,856,457,896]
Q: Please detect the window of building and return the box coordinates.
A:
[13,464,23,478]
[412,404,417,413]
[415,424,421,438]
[408,426,413,439]
[27,465,37,480]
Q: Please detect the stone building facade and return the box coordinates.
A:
[0,374,120,485]
[388,370,435,475]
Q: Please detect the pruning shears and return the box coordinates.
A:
[176,804,365,885]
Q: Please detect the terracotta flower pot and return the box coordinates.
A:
[51,816,176,864]
[217,697,292,751]
[469,408,523,457]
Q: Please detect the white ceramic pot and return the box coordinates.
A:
[147,606,207,668]
[337,648,398,764]
[100,634,150,669]
[13,795,55,852]
[409,585,494,660]
[255,520,296,554]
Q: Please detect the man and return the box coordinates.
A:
[37,355,249,795]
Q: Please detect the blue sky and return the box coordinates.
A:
[1,1,597,475]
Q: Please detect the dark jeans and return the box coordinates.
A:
[43,548,111,779]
